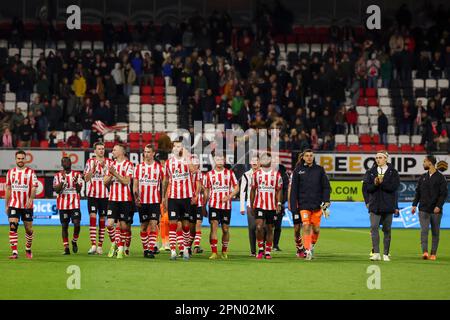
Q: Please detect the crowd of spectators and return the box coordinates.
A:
[0,3,450,153]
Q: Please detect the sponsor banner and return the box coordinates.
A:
[0,177,45,198]
[1,200,449,229]
[0,150,85,171]
[315,153,450,176]
[330,181,364,201]
[397,181,450,202]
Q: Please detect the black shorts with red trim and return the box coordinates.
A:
[59,209,81,224]
[168,198,191,221]
[87,197,108,217]
[138,203,161,223]
[107,201,132,222]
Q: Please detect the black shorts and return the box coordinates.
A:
[292,210,302,225]
[138,203,161,223]
[188,204,203,223]
[8,208,33,222]
[208,208,231,225]
[167,198,191,221]
[255,208,277,224]
[59,209,81,224]
[87,197,108,217]
[195,207,203,222]
[107,201,132,222]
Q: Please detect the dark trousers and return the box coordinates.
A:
[419,211,442,255]
[370,212,393,255]
[247,212,257,254]
[273,213,283,248]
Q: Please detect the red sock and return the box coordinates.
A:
[148,231,158,252]
[222,240,229,253]
[107,226,115,243]
[257,240,265,252]
[119,230,125,247]
[182,225,191,249]
[265,242,273,254]
[194,231,201,247]
[125,231,131,248]
[140,231,149,251]
[115,226,121,245]
[169,223,177,251]
[295,235,304,250]
[9,231,18,252]
[73,233,79,243]
[25,231,33,250]
[89,216,97,246]
[98,220,106,246]
[210,238,218,253]
[63,237,69,248]
[176,230,184,251]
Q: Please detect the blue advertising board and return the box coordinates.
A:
[1,200,449,229]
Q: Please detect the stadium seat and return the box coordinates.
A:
[141,95,152,104]
[378,88,389,97]
[369,115,378,125]
[413,79,424,89]
[425,79,437,89]
[57,141,66,148]
[167,104,177,113]
[347,135,359,144]
[129,133,140,142]
[374,144,385,151]
[129,142,140,150]
[358,125,370,134]
[129,95,140,104]
[166,86,176,95]
[387,135,397,144]
[357,98,366,106]
[131,86,140,94]
[360,134,371,144]
[356,106,367,115]
[379,97,391,107]
[154,77,164,86]
[367,97,378,106]
[365,88,376,97]
[381,107,392,116]
[348,145,360,152]
[372,135,380,144]
[142,123,153,132]
[413,144,425,152]
[370,125,378,134]
[361,144,373,152]
[401,145,413,152]
[142,113,153,122]
[141,86,152,95]
[141,104,152,112]
[40,140,49,148]
[438,79,449,90]
[104,142,115,149]
[154,95,165,104]
[335,134,346,145]
[153,86,164,95]
[387,126,396,134]
[142,132,153,143]
[336,144,348,152]
[398,135,410,145]
[129,104,140,113]
[387,144,399,153]
[129,112,139,122]
[358,115,369,125]
[411,135,422,145]
[166,96,176,104]
[82,141,90,149]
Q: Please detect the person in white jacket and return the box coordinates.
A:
[240,156,260,256]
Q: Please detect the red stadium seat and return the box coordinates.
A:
[40,140,49,148]
[357,98,366,106]
[153,95,165,104]
[359,88,366,97]
[372,135,380,144]
[142,132,152,143]
[82,141,90,149]
[154,77,164,86]
[153,86,164,95]
[129,142,140,150]
[401,145,413,152]
[387,144,399,152]
[141,95,152,104]
[367,97,378,106]
[361,144,374,152]
[153,132,161,142]
[141,86,152,95]
[336,144,348,152]
[365,88,376,97]
[57,141,66,149]
[349,145,360,152]
[215,96,222,105]
[413,144,425,152]
[30,140,40,148]
[105,142,114,149]
[129,133,140,142]
[360,134,372,144]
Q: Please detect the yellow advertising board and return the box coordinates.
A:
[330,181,364,201]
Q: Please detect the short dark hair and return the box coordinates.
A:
[426,155,437,165]
[93,142,104,149]
[15,150,26,157]
[144,144,154,151]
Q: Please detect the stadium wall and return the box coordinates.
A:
[1,200,449,229]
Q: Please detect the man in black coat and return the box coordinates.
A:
[363,151,400,262]
[412,155,448,260]
[289,149,331,260]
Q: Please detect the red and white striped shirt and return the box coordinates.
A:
[53,171,82,210]
[84,157,114,198]
[252,169,282,211]
[134,161,164,204]
[107,159,134,202]
[191,170,205,207]
[205,168,238,210]
[6,167,38,209]
[165,157,193,199]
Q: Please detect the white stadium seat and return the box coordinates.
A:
[154,114,165,122]
[356,106,367,115]
[358,125,370,134]
[425,79,437,89]
[141,113,153,122]
[131,86,140,94]
[142,123,153,132]
[388,125,396,134]
[129,95,140,104]
[368,107,379,116]
[154,123,165,131]
[369,116,378,125]
[398,135,410,145]
[129,104,140,113]
[371,125,378,134]
[358,115,369,125]
[438,79,449,89]
[128,112,140,122]
[166,104,177,113]
[129,123,140,132]
[413,79,424,89]
[411,135,422,144]
[347,134,359,144]
[166,96,177,104]
[335,134,346,144]
[387,135,397,144]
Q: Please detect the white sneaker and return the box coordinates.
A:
[370,253,381,261]
[96,246,103,255]
[88,245,97,255]
[305,250,313,261]
[170,250,177,260]
[383,254,390,261]
[183,248,190,260]
[311,244,315,258]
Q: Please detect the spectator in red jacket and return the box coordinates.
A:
[67,131,82,148]
[346,107,358,134]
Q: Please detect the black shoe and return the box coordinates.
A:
[179,251,184,257]
[63,247,70,255]
[153,246,160,254]
[193,246,204,254]
[147,252,155,259]
[72,241,78,253]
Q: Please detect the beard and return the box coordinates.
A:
[423,165,430,170]
[178,150,183,157]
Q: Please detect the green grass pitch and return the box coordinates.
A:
[0,226,449,300]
